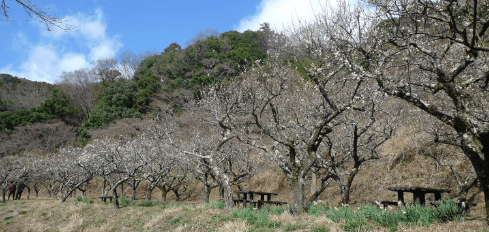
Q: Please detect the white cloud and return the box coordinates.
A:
[235,0,336,33]
[1,8,122,84]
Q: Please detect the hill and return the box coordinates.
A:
[0,74,55,112]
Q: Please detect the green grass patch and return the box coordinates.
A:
[232,207,282,229]
[119,198,135,206]
[307,203,329,217]
[207,200,225,209]
[319,201,464,231]
[3,216,13,221]
[138,200,157,207]
[170,217,181,225]
[76,196,94,204]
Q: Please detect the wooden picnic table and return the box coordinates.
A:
[99,196,113,203]
[387,186,450,205]
[235,191,287,209]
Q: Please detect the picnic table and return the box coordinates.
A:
[386,186,451,205]
[235,191,287,209]
[99,196,114,202]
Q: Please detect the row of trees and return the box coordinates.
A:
[1,0,487,224]
[0,112,258,211]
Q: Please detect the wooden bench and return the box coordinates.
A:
[99,196,113,203]
[251,200,288,209]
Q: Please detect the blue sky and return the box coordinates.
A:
[1,0,329,84]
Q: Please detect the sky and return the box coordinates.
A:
[0,0,331,84]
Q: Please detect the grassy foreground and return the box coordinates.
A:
[0,198,487,232]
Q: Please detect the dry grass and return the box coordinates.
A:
[0,195,487,231]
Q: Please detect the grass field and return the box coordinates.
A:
[0,197,487,232]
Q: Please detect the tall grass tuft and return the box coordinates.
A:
[208,200,225,210]
[231,207,282,229]
[119,198,135,206]
[307,203,329,217]
[316,201,464,231]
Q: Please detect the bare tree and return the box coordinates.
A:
[119,50,159,79]
[0,156,28,203]
[313,96,395,205]
[93,57,121,83]
[1,0,76,31]
[83,137,147,210]
[229,56,366,214]
[190,157,220,203]
[329,0,489,223]
[140,137,178,201]
[57,68,98,119]
[186,28,220,47]
[158,161,191,202]
[161,107,240,211]
[56,147,96,202]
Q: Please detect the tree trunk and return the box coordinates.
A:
[146,183,155,201]
[132,187,136,201]
[2,188,6,203]
[339,183,350,206]
[219,185,224,201]
[130,179,140,201]
[34,184,40,197]
[311,172,317,195]
[462,132,489,225]
[102,179,106,196]
[209,161,234,211]
[204,184,211,203]
[173,189,180,202]
[112,187,120,210]
[483,184,489,225]
[160,187,169,202]
[291,177,305,215]
[120,182,124,199]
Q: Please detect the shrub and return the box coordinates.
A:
[434,200,463,222]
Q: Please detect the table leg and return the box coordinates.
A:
[397,191,404,205]
[434,193,441,201]
[413,192,425,205]
[242,193,247,207]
